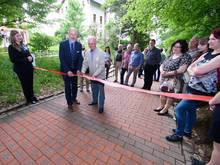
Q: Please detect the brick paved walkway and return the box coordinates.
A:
[0,77,194,165]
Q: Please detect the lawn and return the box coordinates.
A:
[0,48,64,108]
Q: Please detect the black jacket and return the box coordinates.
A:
[8,45,33,73]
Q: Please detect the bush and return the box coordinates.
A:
[0,49,63,107]
[28,32,56,53]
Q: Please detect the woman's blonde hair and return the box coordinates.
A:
[9,30,23,51]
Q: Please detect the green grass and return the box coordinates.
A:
[0,48,63,107]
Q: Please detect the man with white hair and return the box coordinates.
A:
[59,28,83,111]
[81,36,105,113]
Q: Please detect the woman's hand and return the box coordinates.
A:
[27,56,32,62]
[161,71,168,77]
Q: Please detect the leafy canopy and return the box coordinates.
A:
[0,0,58,27]
[55,0,86,40]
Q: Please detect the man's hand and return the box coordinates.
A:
[27,56,32,62]
[77,70,81,75]
[210,105,215,111]
[134,66,140,71]
[67,71,74,77]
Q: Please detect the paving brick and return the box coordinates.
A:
[12,147,29,162]
[164,149,185,162]
[132,154,153,165]
[176,160,185,165]
[134,141,153,154]
[63,152,82,165]
[120,155,139,165]
[104,130,119,138]
[27,146,42,161]
[107,158,121,165]
[36,155,54,165]
[91,149,109,163]
[118,135,135,145]
[65,143,81,155]
[128,134,145,144]
[142,151,163,164]
[153,150,175,164]
[107,136,125,147]
[51,153,71,165]
[124,143,143,157]
[0,142,6,152]
[115,145,133,158]
[0,149,15,164]
[78,150,96,164]
[4,139,19,152]
[40,145,56,158]
[18,138,34,150]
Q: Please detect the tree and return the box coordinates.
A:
[28,33,55,53]
[104,0,150,49]
[123,0,220,49]
[55,0,86,40]
[0,0,58,27]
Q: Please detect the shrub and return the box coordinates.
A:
[28,32,56,53]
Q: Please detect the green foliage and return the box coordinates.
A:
[0,0,58,27]
[28,32,56,53]
[104,0,150,50]
[123,0,220,49]
[104,21,120,49]
[55,0,87,40]
[0,50,63,107]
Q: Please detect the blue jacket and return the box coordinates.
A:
[59,40,83,73]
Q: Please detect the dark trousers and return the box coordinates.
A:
[120,68,128,84]
[63,75,78,106]
[143,64,158,90]
[16,69,36,102]
[105,66,110,79]
[138,66,143,78]
[153,64,160,81]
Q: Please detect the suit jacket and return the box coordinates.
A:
[59,40,83,73]
[8,45,33,73]
[81,47,105,80]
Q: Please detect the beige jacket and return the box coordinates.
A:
[82,47,105,80]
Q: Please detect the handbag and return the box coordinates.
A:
[160,70,181,93]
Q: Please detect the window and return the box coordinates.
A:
[93,14,96,23]
[100,16,102,24]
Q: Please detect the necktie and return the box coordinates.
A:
[71,42,75,53]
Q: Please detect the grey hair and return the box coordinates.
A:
[87,36,97,42]
[68,28,77,33]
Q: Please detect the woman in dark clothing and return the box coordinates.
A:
[8,30,38,104]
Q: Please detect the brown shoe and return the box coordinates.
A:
[73,99,80,105]
[68,105,73,111]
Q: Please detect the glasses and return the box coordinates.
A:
[173,46,181,49]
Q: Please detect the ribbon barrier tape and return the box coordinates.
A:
[34,66,213,102]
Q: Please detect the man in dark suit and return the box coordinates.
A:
[59,28,83,111]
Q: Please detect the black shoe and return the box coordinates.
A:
[166,134,183,142]
[68,105,73,111]
[30,101,36,104]
[157,111,168,116]
[99,108,103,113]
[172,129,192,138]
[153,107,164,112]
[130,85,134,87]
[88,102,98,106]
[191,157,205,165]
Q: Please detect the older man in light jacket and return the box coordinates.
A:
[81,36,105,113]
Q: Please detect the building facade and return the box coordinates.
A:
[60,0,108,41]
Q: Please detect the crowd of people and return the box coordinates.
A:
[7,27,220,165]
